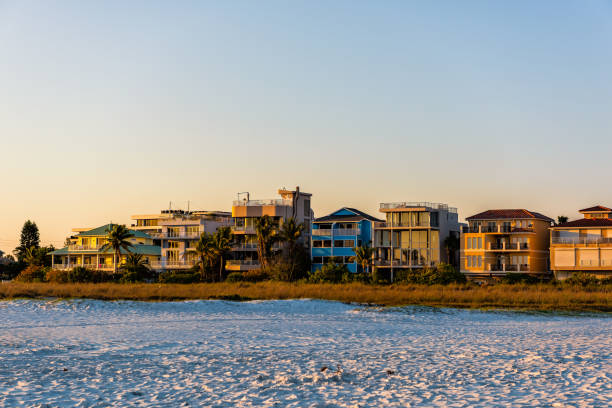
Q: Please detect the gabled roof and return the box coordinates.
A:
[314,207,383,223]
[466,209,554,223]
[554,218,612,229]
[579,205,612,213]
[77,224,151,239]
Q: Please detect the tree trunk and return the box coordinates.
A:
[219,255,224,282]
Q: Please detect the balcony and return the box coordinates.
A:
[53,263,114,270]
[68,244,105,251]
[374,221,432,229]
[551,237,612,245]
[312,228,361,236]
[149,261,196,269]
[231,226,256,234]
[158,232,201,239]
[232,243,258,250]
[379,202,457,213]
[487,242,529,251]
[466,225,535,234]
[486,264,530,273]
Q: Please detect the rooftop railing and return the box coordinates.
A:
[233,199,293,207]
[551,237,612,245]
[379,202,457,213]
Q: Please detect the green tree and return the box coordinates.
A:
[100,224,134,273]
[354,244,374,275]
[22,246,54,267]
[121,253,151,282]
[557,215,569,224]
[193,232,216,281]
[255,215,278,270]
[14,220,40,262]
[279,217,304,281]
[211,226,233,282]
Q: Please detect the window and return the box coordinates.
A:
[478,256,482,267]
[467,256,472,267]
[186,226,199,236]
[345,240,355,248]
[304,199,310,217]
[334,240,344,247]
[313,240,323,248]
[323,240,332,248]
[168,241,180,249]
[313,256,322,264]
[477,237,482,249]
[168,227,180,237]
[467,238,472,249]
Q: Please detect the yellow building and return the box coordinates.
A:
[550,205,612,280]
[461,209,554,280]
[50,224,161,271]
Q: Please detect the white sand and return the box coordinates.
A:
[0,299,610,407]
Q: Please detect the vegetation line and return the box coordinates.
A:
[0,282,609,312]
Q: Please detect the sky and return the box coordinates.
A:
[1,0,611,253]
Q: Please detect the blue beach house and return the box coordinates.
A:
[311,208,383,273]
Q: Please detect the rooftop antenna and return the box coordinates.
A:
[187,200,190,213]
[169,201,172,211]
[237,192,250,202]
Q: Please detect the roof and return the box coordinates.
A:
[314,207,383,223]
[76,224,152,239]
[554,218,612,229]
[51,244,161,256]
[579,205,612,213]
[466,209,554,223]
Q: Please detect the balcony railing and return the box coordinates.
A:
[487,242,529,251]
[53,263,114,270]
[373,259,435,267]
[226,260,260,266]
[149,261,196,269]
[466,225,535,234]
[312,228,361,236]
[551,237,612,245]
[67,244,105,251]
[159,232,201,239]
[379,202,457,213]
[486,264,530,273]
[374,221,432,228]
[231,226,256,234]
[232,243,258,250]
[233,199,293,207]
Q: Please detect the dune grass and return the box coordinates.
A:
[0,281,610,312]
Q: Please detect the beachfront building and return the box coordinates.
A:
[550,206,612,280]
[130,210,185,238]
[311,208,382,273]
[50,224,161,271]
[153,210,232,271]
[460,209,554,280]
[373,202,460,277]
[228,187,313,272]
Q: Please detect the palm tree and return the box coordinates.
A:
[255,215,277,270]
[279,218,304,280]
[353,244,373,275]
[23,246,42,267]
[100,224,134,273]
[557,215,568,224]
[123,253,149,271]
[193,232,216,281]
[211,226,233,282]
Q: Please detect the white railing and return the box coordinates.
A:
[233,199,292,207]
[149,261,196,269]
[159,233,201,239]
[68,245,105,251]
[53,264,114,270]
[486,264,530,272]
[552,237,612,245]
[231,226,256,234]
[374,221,431,228]
[379,202,457,213]
[312,228,360,236]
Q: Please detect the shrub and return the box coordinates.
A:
[46,267,118,283]
[158,270,201,284]
[14,266,47,282]
[501,273,540,284]
[341,271,371,283]
[226,272,244,283]
[308,262,348,283]
[372,267,390,284]
[226,269,270,283]
[392,264,466,285]
[564,272,600,287]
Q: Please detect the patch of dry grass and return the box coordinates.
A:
[0,282,610,312]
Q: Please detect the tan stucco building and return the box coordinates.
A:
[550,205,612,280]
[461,209,554,280]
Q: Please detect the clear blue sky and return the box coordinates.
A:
[1,0,611,252]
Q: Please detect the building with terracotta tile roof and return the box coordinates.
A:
[550,205,612,280]
[460,209,554,280]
